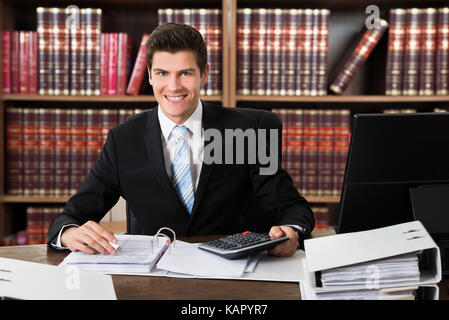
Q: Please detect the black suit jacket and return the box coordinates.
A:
[47,103,314,245]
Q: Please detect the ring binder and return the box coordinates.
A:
[151,227,177,254]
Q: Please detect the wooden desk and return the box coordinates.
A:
[0,235,447,300]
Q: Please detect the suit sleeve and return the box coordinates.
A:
[47,130,122,246]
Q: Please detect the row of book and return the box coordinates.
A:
[237,8,329,96]
[311,205,332,231]
[5,107,149,197]
[274,108,350,198]
[386,7,449,96]
[2,206,62,246]
[158,8,223,96]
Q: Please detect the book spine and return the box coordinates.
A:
[208,9,222,96]
[52,8,70,96]
[332,109,351,197]
[29,31,38,94]
[192,8,206,96]
[419,8,437,96]
[2,31,11,94]
[317,9,330,96]
[289,109,304,190]
[295,9,304,95]
[70,8,85,95]
[54,109,71,196]
[6,107,23,195]
[202,9,211,96]
[86,109,102,172]
[265,9,275,96]
[38,108,55,196]
[11,31,20,93]
[236,8,252,95]
[317,110,335,197]
[158,8,167,24]
[402,8,422,96]
[251,8,268,95]
[118,109,134,123]
[100,33,109,95]
[37,7,53,95]
[19,31,30,94]
[302,109,319,196]
[70,109,87,194]
[312,206,329,230]
[27,207,43,244]
[85,8,102,96]
[285,9,297,96]
[279,9,289,96]
[117,33,131,95]
[301,9,314,96]
[126,34,150,95]
[385,8,406,96]
[309,9,320,96]
[23,108,39,196]
[436,8,449,95]
[101,109,118,145]
[330,19,389,95]
[107,33,118,96]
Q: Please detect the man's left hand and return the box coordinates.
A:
[267,226,299,257]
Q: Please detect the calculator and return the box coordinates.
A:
[198,231,289,259]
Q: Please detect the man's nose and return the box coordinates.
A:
[167,74,181,91]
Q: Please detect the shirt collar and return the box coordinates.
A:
[158,100,203,140]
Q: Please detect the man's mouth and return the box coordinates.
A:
[165,95,187,102]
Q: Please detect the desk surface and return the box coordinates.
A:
[0,234,448,300]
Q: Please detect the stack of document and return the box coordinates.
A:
[300,221,442,300]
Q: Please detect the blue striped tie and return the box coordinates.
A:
[171,125,194,214]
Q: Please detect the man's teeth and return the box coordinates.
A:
[166,95,185,101]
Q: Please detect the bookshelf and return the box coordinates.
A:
[2,0,449,244]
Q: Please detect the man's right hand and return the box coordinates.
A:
[61,220,118,255]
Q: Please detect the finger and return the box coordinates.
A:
[269,226,284,239]
[87,221,117,244]
[78,229,111,255]
[83,223,117,254]
[70,239,97,255]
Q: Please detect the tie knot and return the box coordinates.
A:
[172,125,189,139]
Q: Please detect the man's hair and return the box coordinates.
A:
[145,23,208,75]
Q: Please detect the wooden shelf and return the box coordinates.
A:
[235,95,449,103]
[0,195,70,203]
[0,94,223,103]
[306,196,340,204]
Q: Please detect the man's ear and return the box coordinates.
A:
[147,67,153,85]
[201,63,210,86]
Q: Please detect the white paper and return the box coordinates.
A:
[0,257,116,300]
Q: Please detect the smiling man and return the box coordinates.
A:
[47,23,314,257]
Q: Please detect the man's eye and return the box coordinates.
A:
[181,72,191,76]
[158,72,167,76]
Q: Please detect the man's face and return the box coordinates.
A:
[149,50,209,124]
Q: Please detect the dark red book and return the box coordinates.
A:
[236,8,252,95]
[52,8,70,95]
[5,107,23,195]
[436,8,449,95]
[317,110,334,197]
[37,7,53,95]
[250,8,268,95]
[107,33,118,96]
[101,109,118,145]
[70,9,85,95]
[330,19,389,95]
[311,205,329,230]
[385,8,407,96]
[54,109,71,196]
[43,207,60,243]
[402,8,421,96]
[287,109,304,191]
[117,33,133,95]
[28,31,38,94]
[27,207,43,244]
[309,9,320,96]
[295,10,304,96]
[23,108,40,196]
[86,109,102,172]
[332,109,351,197]
[100,33,109,95]
[2,31,11,94]
[300,9,314,96]
[207,9,222,96]
[301,109,319,196]
[284,9,298,96]
[19,31,30,94]
[419,8,437,96]
[84,8,102,96]
[317,9,330,96]
[70,109,87,194]
[266,9,282,96]
[11,31,20,94]
[126,33,150,95]
[118,109,134,123]
[38,108,55,196]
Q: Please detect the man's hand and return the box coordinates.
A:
[60,220,118,255]
[267,226,299,257]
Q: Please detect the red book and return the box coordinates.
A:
[70,8,85,95]
[419,8,437,96]
[236,9,252,95]
[295,10,304,95]
[250,8,268,95]
[317,9,330,96]
[287,109,304,190]
[126,33,150,95]
[332,109,350,197]
[117,33,133,95]
[70,109,87,194]
[19,31,30,94]
[300,9,313,96]
[2,31,11,94]
[6,107,23,195]
[436,8,449,95]
[101,109,118,144]
[107,33,118,96]
[27,207,43,244]
[402,8,421,96]
[54,109,71,196]
[23,108,40,196]
[100,33,109,95]
[11,31,20,93]
[52,8,70,96]
[266,9,282,96]
[301,109,319,196]
[38,108,55,196]
[28,31,38,94]
[84,8,102,96]
[207,9,222,96]
[86,109,102,172]
[284,10,298,96]
[37,7,53,95]
[317,110,334,197]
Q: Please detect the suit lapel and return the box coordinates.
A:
[143,107,187,213]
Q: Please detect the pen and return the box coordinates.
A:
[109,241,121,251]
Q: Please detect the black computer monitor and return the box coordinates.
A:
[337,112,449,234]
